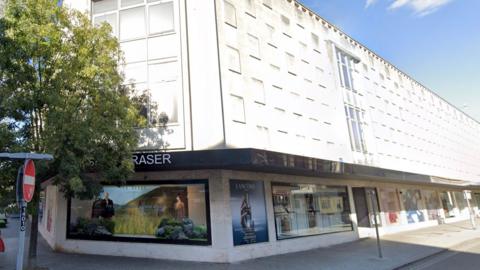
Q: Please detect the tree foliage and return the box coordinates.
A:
[0,0,142,201]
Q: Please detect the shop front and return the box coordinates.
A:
[39,149,479,263]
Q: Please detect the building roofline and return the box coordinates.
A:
[290,0,479,125]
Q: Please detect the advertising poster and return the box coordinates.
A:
[230,180,268,246]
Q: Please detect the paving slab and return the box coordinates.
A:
[1,219,480,270]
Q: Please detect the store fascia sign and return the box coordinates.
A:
[132,153,172,166]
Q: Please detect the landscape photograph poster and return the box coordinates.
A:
[230,180,269,246]
[67,183,209,244]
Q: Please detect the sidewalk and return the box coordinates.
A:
[1,219,480,270]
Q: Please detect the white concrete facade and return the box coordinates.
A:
[214,0,480,183]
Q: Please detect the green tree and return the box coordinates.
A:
[0,0,143,267]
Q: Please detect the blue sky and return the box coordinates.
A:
[298,0,480,121]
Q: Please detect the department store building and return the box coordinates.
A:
[39,0,480,262]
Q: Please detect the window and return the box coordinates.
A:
[345,105,367,153]
[400,189,426,224]
[121,0,143,8]
[311,33,319,48]
[67,181,211,245]
[94,13,118,36]
[226,46,241,73]
[149,2,174,35]
[93,0,117,14]
[231,95,246,123]
[119,6,146,40]
[285,52,296,75]
[272,183,352,239]
[336,50,354,91]
[378,188,401,225]
[423,190,440,221]
[453,191,468,212]
[245,0,255,16]
[251,78,266,104]
[120,39,147,63]
[265,24,275,46]
[368,55,375,68]
[384,65,391,78]
[362,63,368,73]
[280,15,290,36]
[149,61,179,123]
[247,34,260,59]
[224,1,237,27]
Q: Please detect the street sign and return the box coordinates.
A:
[22,159,35,203]
[2,152,54,270]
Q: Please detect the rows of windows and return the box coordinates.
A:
[222,0,343,154]
[220,0,480,178]
[65,178,479,247]
[377,188,472,227]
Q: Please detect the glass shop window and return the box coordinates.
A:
[423,190,440,221]
[67,181,211,245]
[400,189,427,224]
[378,188,401,226]
[272,183,352,240]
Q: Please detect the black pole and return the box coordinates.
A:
[369,189,383,259]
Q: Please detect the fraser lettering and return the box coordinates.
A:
[133,154,172,165]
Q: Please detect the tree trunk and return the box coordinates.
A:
[27,182,40,270]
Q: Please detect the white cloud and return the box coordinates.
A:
[366,0,453,16]
[365,0,378,8]
[390,0,452,16]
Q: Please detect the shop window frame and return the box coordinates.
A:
[271,182,354,241]
[66,179,212,246]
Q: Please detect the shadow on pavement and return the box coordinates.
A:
[2,218,480,270]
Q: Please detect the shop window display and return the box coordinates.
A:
[67,181,210,245]
[272,183,352,239]
[440,191,455,218]
[423,190,440,221]
[453,191,468,215]
[400,189,426,224]
[378,188,401,225]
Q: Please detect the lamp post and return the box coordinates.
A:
[367,188,383,259]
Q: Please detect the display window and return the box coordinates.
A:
[67,180,211,245]
[440,191,455,218]
[423,190,440,221]
[400,189,426,224]
[453,191,468,215]
[272,183,352,240]
[378,188,401,226]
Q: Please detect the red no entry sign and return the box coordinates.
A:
[22,159,35,202]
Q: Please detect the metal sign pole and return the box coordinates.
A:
[16,166,25,270]
[17,201,27,270]
[369,189,383,259]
